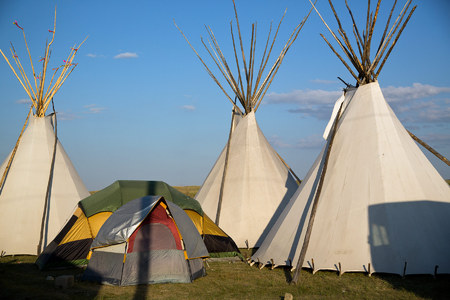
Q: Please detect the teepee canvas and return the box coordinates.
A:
[176,0,313,248]
[195,111,299,248]
[0,11,89,255]
[252,0,450,279]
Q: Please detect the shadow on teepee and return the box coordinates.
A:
[368,201,450,276]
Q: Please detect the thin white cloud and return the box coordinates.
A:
[266,83,450,107]
[57,111,80,121]
[383,84,450,125]
[16,98,32,104]
[310,79,338,85]
[294,135,325,149]
[87,53,106,58]
[418,133,450,147]
[86,53,97,58]
[84,104,106,114]
[114,52,138,59]
[265,89,341,105]
[416,103,450,123]
[265,89,341,120]
[181,105,196,111]
[383,83,450,103]
[53,105,106,120]
[266,83,450,124]
[287,105,335,120]
[269,134,325,149]
[268,135,293,148]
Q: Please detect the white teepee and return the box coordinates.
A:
[0,12,89,255]
[0,115,90,255]
[252,0,450,277]
[195,111,298,247]
[176,0,313,247]
[252,83,450,275]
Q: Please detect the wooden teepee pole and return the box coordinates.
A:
[0,106,33,195]
[37,99,58,255]
[311,0,416,85]
[176,1,312,115]
[216,102,239,225]
[407,130,450,166]
[291,102,344,284]
[2,10,86,118]
[174,20,243,115]
[275,152,301,184]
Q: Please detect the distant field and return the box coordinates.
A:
[1,255,449,299]
[92,180,450,196]
[173,185,200,198]
[173,181,450,197]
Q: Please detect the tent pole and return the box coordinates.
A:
[216,102,238,225]
[291,102,344,284]
[407,130,450,166]
[0,105,32,195]
[275,151,301,184]
[37,99,58,255]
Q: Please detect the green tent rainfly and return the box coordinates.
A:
[36,180,240,269]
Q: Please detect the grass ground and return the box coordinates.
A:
[1,255,449,300]
[2,185,448,299]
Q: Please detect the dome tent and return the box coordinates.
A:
[36,180,239,269]
[82,196,208,285]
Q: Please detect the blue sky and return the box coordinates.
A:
[0,0,449,191]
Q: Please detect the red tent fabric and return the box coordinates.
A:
[128,204,182,253]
